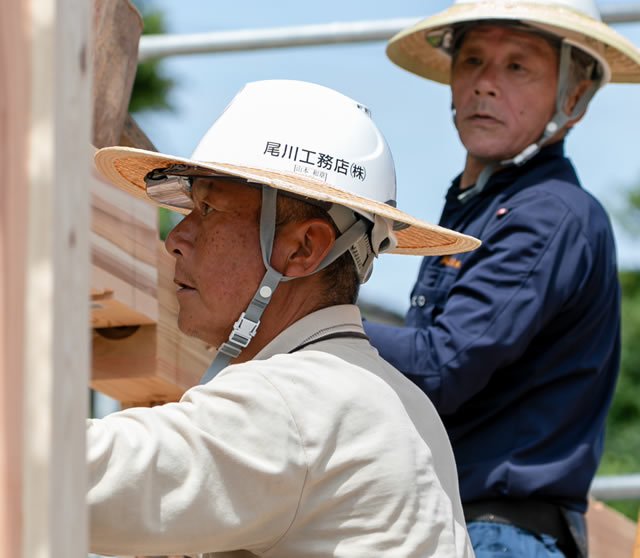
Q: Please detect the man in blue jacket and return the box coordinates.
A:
[364,1,640,557]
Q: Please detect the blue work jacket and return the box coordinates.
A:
[365,140,621,512]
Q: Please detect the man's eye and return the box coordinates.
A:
[508,62,524,71]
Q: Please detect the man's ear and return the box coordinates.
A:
[563,79,591,125]
[272,219,335,278]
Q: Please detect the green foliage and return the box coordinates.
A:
[158,207,179,240]
[597,181,640,519]
[609,272,640,426]
[598,293,640,516]
[617,186,640,236]
[128,1,174,114]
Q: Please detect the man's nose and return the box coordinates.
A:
[474,64,499,97]
[165,212,194,258]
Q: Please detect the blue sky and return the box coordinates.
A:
[135,1,640,314]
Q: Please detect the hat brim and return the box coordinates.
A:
[387,1,640,84]
[94,146,480,256]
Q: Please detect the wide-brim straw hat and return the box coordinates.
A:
[95,147,480,256]
[386,0,640,84]
[94,80,480,256]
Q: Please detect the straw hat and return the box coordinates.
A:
[386,0,640,84]
[95,80,480,256]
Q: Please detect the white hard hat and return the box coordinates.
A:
[94,80,480,381]
[386,0,640,84]
[95,79,478,257]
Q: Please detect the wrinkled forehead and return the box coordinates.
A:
[190,175,332,212]
[455,21,560,58]
[190,175,259,203]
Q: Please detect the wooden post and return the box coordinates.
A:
[632,508,640,558]
[0,0,30,554]
[91,0,142,148]
[1,0,92,555]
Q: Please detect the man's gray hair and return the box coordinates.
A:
[566,46,600,99]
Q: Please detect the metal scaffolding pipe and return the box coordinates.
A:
[138,6,640,61]
[138,18,419,61]
[590,474,640,500]
[602,2,640,22]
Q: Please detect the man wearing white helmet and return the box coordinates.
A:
[364,1,640,557]
[87,80,479,557]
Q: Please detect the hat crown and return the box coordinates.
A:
[190,80,397,208]
[453,0,600,20]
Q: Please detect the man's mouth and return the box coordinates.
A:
[468,112,500,123]
[174,278,196,292]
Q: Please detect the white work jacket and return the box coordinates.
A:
[88,305,472,557]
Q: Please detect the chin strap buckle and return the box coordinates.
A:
[216,312,260,359]
[229,312,260,349]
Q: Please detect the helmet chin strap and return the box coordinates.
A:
[458,41,601,204]
[199,185,372,384]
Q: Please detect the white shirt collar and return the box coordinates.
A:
[254,304,365,360]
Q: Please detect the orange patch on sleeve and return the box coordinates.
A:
[440,256,461,268]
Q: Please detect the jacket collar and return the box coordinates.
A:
[253,304,365,361]
[447,140,566,203]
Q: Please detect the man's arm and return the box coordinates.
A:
[87,367,306,557]
[365,191,595,414]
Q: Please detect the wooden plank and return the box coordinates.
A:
[88,151,202,404]
[91,172,158,274]
[91,240,213,405]
[19,0,92,556]
[91,324,182,405]
[90,158,159,325]
[0,0,30,554]
[91,288,156,329]
[633,507,640,558]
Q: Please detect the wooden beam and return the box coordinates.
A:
[91,239,213,405]
[0,0,30,554]
[90,158,159,326]
[1,0,93,556]
[91,0,142,148]
[88,151,214,404]
[22,0,92,554]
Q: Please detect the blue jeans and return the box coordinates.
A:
[468,521,567,558]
